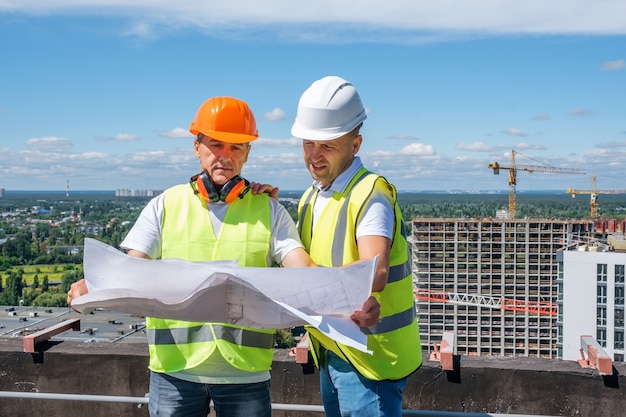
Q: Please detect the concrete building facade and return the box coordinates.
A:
[411,217,592,359]
[557,245,625,362]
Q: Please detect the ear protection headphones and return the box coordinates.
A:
[190,170,249,203]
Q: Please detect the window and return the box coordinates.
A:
[597,329,607,347]
[615,331,624,350]
[597,307,607,326]
[616,265,625,284]
[616,309,625,328]
[597,285,607,305]
[616,286,625,306]
[597,264,608,282]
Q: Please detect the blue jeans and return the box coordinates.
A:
[148,371,271,417]
[320,350,408,417]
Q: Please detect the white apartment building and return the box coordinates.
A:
[557,244,625,362]
[411,217,592,358]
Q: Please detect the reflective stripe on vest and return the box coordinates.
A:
[148,324,275,349]
[360,305,415,335]
[300,172,413,335]
[298,168,422,380]
[146,184,274,374]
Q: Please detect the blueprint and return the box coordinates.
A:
[72,238,377,352]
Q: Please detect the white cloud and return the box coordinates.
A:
[255,137,300,147]
[583,148,626,166]
[398,143,436,156]
[96,133,141,142]
[25,136,72,149]
[456,142,494,152]
[601,59,625,71]
[368,150,395,157]
[456,142,543,153]
[160,127,194,138]
[596,140,626,149]
[502,128,528,137]
[2,1,625,40]
[114,133,139,141]
[123,22,157,39]
[452,155,472,162]
[80,151,111,159]
[1,138,622,191]
[514,142,547,151]
[127,150,170,162]
[531,114,550,121]
[264,107,286,121]
[569,108,594,116]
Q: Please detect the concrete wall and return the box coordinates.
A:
[1,340,625,417]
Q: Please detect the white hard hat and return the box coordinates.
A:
[291,76,367,141]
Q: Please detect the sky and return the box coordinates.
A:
[1,1,625,193]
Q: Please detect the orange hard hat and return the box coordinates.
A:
[189,96,258,143]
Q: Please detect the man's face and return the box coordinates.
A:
[194,134,251,186]
[302,132,362,188]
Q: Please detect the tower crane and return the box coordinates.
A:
[566,174,626,219]
[414,288,557,316]
[487,149,586,219]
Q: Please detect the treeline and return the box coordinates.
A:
[397,192,626,220]
[0,195,146,266]
[1,195,148,307]
[0,266,82,308]
[2,192,626,308]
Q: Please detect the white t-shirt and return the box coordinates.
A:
[121,192,303,265]
[310,156,395,240]
[120,188,304,384]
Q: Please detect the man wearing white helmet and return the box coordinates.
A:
[292,76,422,417]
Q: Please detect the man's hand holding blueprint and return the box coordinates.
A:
[72,238,377,352]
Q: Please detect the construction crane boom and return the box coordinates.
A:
[414,288,557,316]
[566,174,626,218]
[487,149,585,219]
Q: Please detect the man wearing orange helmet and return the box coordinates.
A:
[68,96,318,417]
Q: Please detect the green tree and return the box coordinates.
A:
[22,287,38,306]
[32,292,68,307]
[4,270,24,305]
[60,270,83,293]
[275,328,297,348]
[1,232,34,263]
[35,223,50,241]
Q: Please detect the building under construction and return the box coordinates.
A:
[411,217,593,359]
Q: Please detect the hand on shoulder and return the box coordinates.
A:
[249,181,279,200]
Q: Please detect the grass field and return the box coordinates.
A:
[1,264,82,285]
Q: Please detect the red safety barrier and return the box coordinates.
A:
[430,330,455,371]
[578,334,613,376]
[23,318,81,353]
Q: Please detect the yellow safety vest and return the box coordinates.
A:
[146,184,275,374]
[298,168,422,380]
